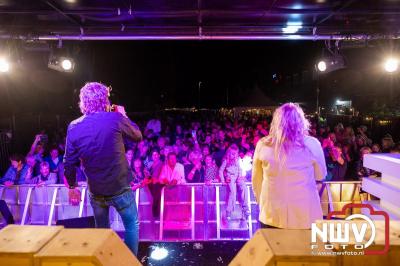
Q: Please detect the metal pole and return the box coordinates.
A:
[21,187,33,225]
[246,185,253,238]
[191,186,195,240]
[159,187,165,240]
[135,188,140,211]
[0,34,377,41]
[326,184,334,214]
[198,81,202,109]
[216,186,221,239]
[78,187,86,218]
[316,74,320,115]
[47,187,58,226]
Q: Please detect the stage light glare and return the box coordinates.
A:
[150,247,168,260]
[49,55,74,72]
[240,155,253,176]
[61,59,73,71]
[0,58,10,73]
[384,58,398,73]
[317,61,327,72]
[282,21,302,34]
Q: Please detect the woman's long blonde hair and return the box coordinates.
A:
[267,103,310,164]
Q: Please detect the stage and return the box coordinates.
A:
[137,241,245,265]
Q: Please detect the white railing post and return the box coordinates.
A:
[159,186,165,240]
[191,186,195,240]
[47,187,59,226]
[246,185,253,238]
[20,187,33,225]
[326,183,334,213]
[216,185,221,240]
[135,188,140,211]
[78,187,86,218]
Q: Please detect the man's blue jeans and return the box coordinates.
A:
[89,189,139,256]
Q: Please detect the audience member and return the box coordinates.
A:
[204,155,219,184]
[382,134,395,152]
[132,158,146,186]
[0,154,29,186]
[126,149,134,169]
[219,144,249,220]
[25,154,40,180]
[356,147,378,178]
[184,150,204,183]
[25,162,57,186]
[159,152,185,185]
[147,150,164,218]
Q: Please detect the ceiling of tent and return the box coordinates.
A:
[0,0,400,40]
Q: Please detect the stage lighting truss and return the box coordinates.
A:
[48,55,75,73]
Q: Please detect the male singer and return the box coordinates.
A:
[63,82,142,255]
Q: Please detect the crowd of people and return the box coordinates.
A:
[1,112,399,203]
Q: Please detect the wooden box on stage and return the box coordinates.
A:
[339,220,400,266]
[229,229,337,266]
[34,228,142,266]
[0,225,63,266]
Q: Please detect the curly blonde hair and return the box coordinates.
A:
[79,82,110,115]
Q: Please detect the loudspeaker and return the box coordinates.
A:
[0,225,63,266]
[0,199,14,225]
[34,228,142,266]
[56,216,96,228]
[229,229,337,266]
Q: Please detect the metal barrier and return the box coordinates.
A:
[0,181,365,241]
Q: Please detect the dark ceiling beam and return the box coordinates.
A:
[0,24,389,30]
[3,8,400,17]
[41,0,82,27]
[197,0,203,36]
[31,34,391,41]
[316,0,358,25]
[197,0,202,23]
[258,0,279,23]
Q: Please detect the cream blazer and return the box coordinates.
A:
[252,136,327,229]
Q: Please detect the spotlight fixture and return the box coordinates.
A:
[316,40,346,74]
[317,61,327,72]
[61,58,73,71]
[384,58,398,73]
[0,58,10,73]
[316,54,345,73]
[48,55,75,72]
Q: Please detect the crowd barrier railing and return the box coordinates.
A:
[0,180,365,241]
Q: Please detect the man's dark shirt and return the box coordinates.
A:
[63,111,142,196]
[184,163,204,183]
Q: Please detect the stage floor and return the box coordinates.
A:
[137,240,246,266]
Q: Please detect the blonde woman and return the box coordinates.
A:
[220,144,250,220]
[252,103,326,229]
